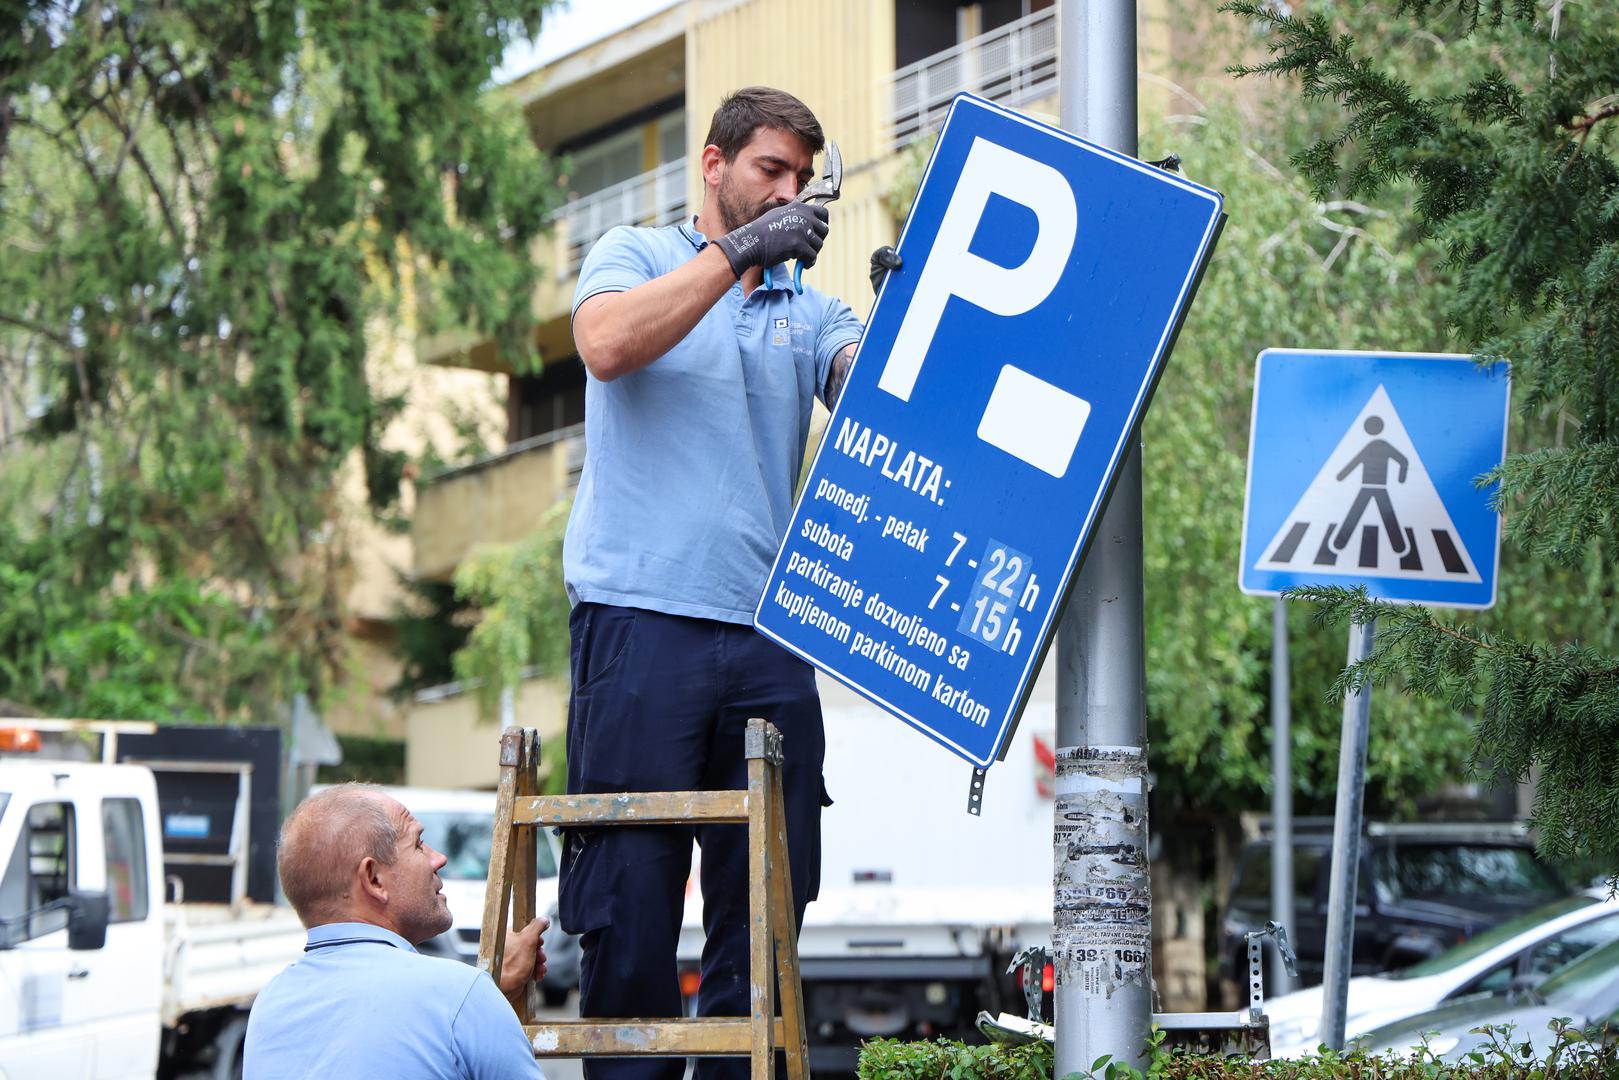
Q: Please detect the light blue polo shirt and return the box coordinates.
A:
[243,922,543,1079]
[565,221,863,623]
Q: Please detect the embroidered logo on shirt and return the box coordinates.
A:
[773,317,789,329]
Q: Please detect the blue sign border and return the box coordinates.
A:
[1238,348,1511,609]
[754,93,1225,766]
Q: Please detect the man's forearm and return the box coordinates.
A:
[824,342,857,409]
[574,245,738,381]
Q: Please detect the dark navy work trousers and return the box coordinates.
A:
[558,603,826,1080]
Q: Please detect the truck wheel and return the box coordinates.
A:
[210,1014,249,1080]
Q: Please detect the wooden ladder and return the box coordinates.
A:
[478,719,808,1080]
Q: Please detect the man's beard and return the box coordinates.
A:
[716,170,781,233]
[411,894,454,944]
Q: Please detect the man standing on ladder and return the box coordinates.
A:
[561,86,863,1080]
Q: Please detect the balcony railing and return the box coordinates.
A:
[888,7,1058,149]
[552,159,688,277]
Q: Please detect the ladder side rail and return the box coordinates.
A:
[511,730,542,1024]
[767,760,808,1080]
[477,729,524,988]
[746,724,775,1080]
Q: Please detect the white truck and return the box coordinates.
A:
[0,747,305,1080]
[680,671,1057,1073]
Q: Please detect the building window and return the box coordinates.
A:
[509,357,587,443]
[567,127,647,199]
[658,110,686,166]
[895,0,1054,68]
[890,0,1058,148]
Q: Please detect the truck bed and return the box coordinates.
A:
[162,903,305,1025]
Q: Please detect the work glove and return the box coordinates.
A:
[869,245,902,295]
[713,201,829,278]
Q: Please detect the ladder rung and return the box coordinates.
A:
[524,1018,786,1056]
[515,791,749,826]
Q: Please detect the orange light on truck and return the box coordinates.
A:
[0,726,42,752]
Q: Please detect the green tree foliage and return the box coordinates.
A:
[1137,78,1471,815]
[387,577,473,700]
[317,732,407,785]
[1223,1,1619,873]
[450,497,570,721]
[882,72,1480,818]
[0,2,563,721]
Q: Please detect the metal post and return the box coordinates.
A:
[1053,14,1145,1071]
[1270,598,1296,998]
[1054,2,1147,1070]
[1320,619,1376,1050]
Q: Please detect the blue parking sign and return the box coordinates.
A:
[1240,349,1511,609]
[754,94,1224,767]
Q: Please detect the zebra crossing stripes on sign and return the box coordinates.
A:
[1240,350,1511,609]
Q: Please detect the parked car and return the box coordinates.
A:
[357,786,581,1005]
[1356,934,1619,1061]
[1265,888,1619,1056]
[1224,820,1567,989]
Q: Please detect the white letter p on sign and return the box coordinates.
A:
[879,137,1090,478]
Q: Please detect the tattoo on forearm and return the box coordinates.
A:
[825,343,856,408]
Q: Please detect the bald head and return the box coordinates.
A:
[277,784,400,926]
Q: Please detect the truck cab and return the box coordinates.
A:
[0,759,166,1079]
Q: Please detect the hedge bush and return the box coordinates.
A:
[857,1021,1619,1079]
[315,733,407,785]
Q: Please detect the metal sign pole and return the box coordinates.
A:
[1320,618,1376,1050]
[1270,597,1296,997]
[1055,2,1150,1074]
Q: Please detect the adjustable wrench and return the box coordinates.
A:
[764,139,842,294]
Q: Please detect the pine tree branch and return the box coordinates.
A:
[88,95,192,265]
[1567,102,1619,139]
[0,313,76,353]
[154,36,224,154]
[97,63,149,184]
[121,16,216,256]
[1489,443,1619,561]
[0,93,13,182]
[1292,585,1619,687]
[1221,4,1442,201]
[135,53,212,244]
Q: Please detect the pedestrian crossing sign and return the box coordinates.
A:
[1239,349,1511,609]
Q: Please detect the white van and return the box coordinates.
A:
[369,786,579,1004]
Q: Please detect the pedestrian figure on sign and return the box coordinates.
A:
[1330,415,1411,555]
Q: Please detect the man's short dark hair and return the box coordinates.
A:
[704,87,825,161]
